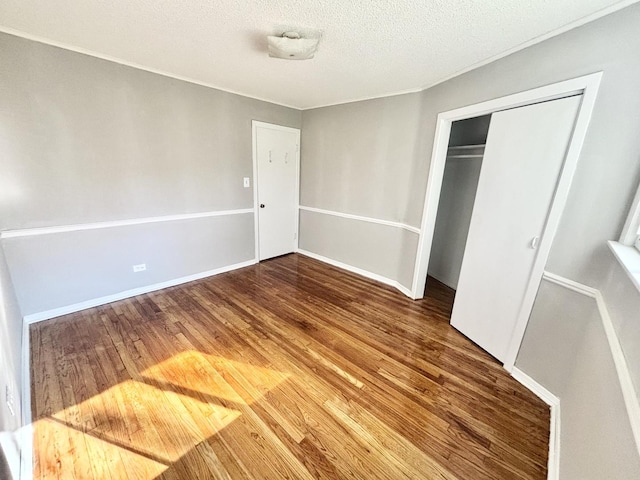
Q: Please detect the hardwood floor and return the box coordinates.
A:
[30,253,549,479]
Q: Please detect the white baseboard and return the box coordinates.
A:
[511,367,560,407]
[512,367,561,480]
[297,249,413,298]
[23,259,257,324]
[548,402,561,480]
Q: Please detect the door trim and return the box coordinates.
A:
[410,72,603,371]
[251,121,301,261]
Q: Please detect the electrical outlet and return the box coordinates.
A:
[243,177,251,188]
[132,264,146,273]
[5,386,15,417]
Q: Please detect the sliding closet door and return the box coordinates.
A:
[450,95,581,362]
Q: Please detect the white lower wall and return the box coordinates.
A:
[2,212,255,317]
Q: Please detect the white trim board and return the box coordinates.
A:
[297,249,413,298]
[23,259,257,324]
[511,367,561,480]
[298,206,421,234]
[0,208,254,239]
[541,271,598,298]
[410,72,603,374]
[540,271,640,459]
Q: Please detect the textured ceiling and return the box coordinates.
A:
[0,0,637,109]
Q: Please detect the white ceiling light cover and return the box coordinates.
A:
[267,31,319,60]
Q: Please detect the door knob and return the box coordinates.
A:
[260,204,265,208]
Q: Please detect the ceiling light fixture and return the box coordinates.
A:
[267,31,319,60]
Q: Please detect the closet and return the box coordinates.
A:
[426,96,582,362]
[450,96,582,362]
[427,115,491,290]
[414,75,597,367]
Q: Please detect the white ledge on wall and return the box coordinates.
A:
[0,208,255,238]
[298,205,421,234]
[608,241,640,293]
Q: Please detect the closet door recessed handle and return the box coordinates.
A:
[530,236,540,249]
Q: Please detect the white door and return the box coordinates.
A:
[253,122,300,261]
[450,95,581,361]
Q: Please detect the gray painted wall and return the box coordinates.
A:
[0,33,301,230]
[299,210,418,288]
[0,32,301,315]
[516,279,640,479]
[0,244,22,434]
[299,92,425,286]
[300,92,423,222]
[3,214,255,315]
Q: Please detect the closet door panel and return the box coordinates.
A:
[450,95,581,361]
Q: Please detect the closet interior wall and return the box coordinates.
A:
[427,115,491,290]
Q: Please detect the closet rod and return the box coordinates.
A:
[447,144,486,150]
[447,154,484,159]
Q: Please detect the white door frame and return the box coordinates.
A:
[251,120,301,261]
[410,72,603,371]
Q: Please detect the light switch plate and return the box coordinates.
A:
[243,177,250,188]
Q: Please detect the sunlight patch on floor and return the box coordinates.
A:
[34,350,290,478]
[33,417,168,479]
[49,378,241,464]
[141,350,290,405]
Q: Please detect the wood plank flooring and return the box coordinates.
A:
[30,253,549,479]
